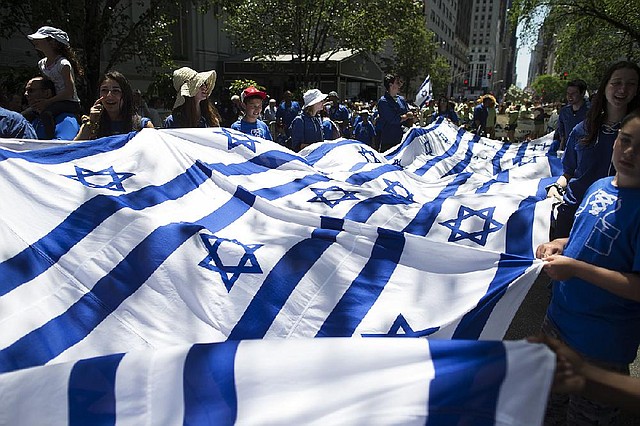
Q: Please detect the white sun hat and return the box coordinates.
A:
[172,67,217,109]
[302,89,328,108]
[27,26,70,47]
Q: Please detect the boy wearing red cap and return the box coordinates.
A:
[231,86,272,140]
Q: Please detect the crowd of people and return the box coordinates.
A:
[2,25,640,425]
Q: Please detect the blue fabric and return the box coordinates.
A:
[328,104,350,124]
[290,112,323,151]
[231,119,272,141]
[354,120,376,146]
[556,101,589,144]
[322,118,338,140]
[0,106,37,139]
[32,112,80,140]
[376,93,408,149]
[561,121,616,207]
[275,100,301,132]
[548,177,640,364]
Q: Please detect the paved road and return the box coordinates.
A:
[505,274,640,424]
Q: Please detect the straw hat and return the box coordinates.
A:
[172,67,216,109]
[302,89,328,108]
[27,26,70,47]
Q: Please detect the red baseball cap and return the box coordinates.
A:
[241,86,266,103]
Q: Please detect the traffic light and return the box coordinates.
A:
[562,72,568,80]
[463,79,469,86]
[487,71,493,78]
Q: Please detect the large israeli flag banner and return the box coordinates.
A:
[0,118,560,424]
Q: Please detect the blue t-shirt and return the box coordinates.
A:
[0,106,37,139]
[472,105,488,131]
[290,112,323,151]
[376,93,408,149]
[562,120,616,207]
[548,177,640,364]
[322,118,339,141]
[231,119,272,141]
[354,120,376,146]
[556,101,589,144]
[32,112,79,140]
[276,101,301,131]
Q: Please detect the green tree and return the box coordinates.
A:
[510,0,640,84]
[530,74,566,103]
[0,0,212,110]
[214,0,425,87]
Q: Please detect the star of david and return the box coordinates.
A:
[383,178,414,202]
[358,146,381,163]
[587,190,617,215]
[219,128,259,152]
[420,88,430,97]
[439,205,503,246]
[308,186,359,208]
[64,165,134,192]
[198,234,263,292]
[361,314,439,337]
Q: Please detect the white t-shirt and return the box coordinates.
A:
[38,56,80,103]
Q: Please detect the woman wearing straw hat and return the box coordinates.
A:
[164,67,221,128]
[75,70,153,140]
[290,88,327,152]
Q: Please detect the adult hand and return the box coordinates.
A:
[89,97,104,123]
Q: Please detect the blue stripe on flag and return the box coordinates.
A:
[491,141,511,175]
[183,342,239,426]
[253,174,331,201]
[426,340,506,426]
[304,139,362,165]
[402,172,472,236]
[505,195,539,258]
[0,133,134,164]
[0,187,255,373]
[345,165,404,186]
[413,126,466,176]
[343,194,414,223]
[444,133,481,176]
[68,352,125,426]
[316,228,405,337]
[0,161,214,297]
[228,228,339,340]
[451,253,532,339]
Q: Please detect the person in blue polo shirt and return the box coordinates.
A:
[24,76,79,140]
[556,79,590,150]
[231,86,272,140]
[290,88,327,152]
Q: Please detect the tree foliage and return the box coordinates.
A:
[530,74,566,103]
[510,0,640,85]
[215,0,428,87]
[0,0,211,110]
[504,85,530,105]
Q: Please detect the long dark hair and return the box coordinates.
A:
[96,70,139,138]
[581,61,640,146]
[50,39,84,78]
[171,97,221,128]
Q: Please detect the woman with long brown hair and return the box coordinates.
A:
[164,67,221,128]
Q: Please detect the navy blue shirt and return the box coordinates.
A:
[376,93,408,149]
[562,120,616,207]
[556,101,589,147]
[0,106,37,139]
[290,112,323,151]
